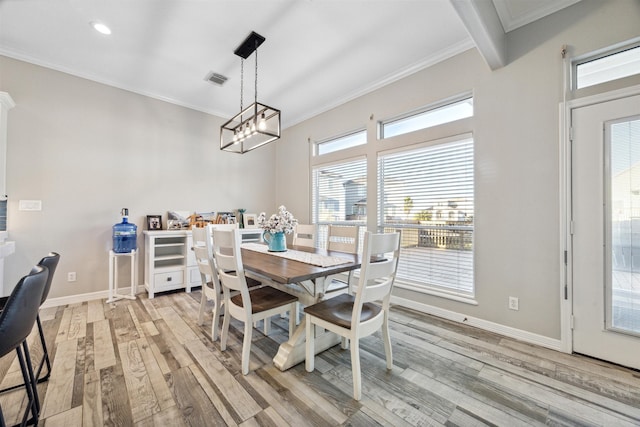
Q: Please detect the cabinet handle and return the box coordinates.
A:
[167,277,172,282]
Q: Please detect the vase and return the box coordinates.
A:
[263,231,287,252]
[237,208,246,228]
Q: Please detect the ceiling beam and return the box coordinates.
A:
[450,0,507,70]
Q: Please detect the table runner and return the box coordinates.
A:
[241,243,352,268]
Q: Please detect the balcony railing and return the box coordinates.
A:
[382,223,473,251]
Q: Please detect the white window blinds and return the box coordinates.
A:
[378,137,474,295]
[312,158,367,248]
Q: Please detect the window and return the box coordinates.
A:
[378,136,474,296]
[312,157,367,247]
[380,97,473,139]
[315,130,366,156]
[575,43,640,89]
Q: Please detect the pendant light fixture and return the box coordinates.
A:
[220,31,281,154]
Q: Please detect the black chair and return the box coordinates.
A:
[0,252,60,393]
[0,265,49,427]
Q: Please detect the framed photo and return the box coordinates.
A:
[243,213,258,228]
[147,215,162,230]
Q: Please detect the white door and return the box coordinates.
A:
[572,93,640,369]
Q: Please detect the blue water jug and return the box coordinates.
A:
[113,208,137,253]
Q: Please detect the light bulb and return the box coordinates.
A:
[258,113,267,131]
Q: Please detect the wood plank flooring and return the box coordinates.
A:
[1,289,639,426]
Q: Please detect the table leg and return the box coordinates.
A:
[273,315,340,371]
[272,276,342,370]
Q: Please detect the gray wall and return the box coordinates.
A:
[274,0,640,340]
[1,56,277,299]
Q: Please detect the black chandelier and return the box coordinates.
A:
[220,31,281,154]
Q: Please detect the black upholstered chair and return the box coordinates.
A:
[0,252,60,393]
[0,265,49,427]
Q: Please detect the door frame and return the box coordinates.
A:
[561,83,640,354]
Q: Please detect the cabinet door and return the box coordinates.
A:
[186,236,196,266]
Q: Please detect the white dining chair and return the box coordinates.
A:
[193,223,254,340]
[192,226,215,328]
[293,223,317,248]
[326,224,359,295]
[192,243,224,341]
[212,228,299,375]
[304,231,401,400]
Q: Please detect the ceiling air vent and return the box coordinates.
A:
[204,71,228,86]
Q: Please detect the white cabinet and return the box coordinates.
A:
[0,92,15,201]
[144,231,198,298]
[143,228,263,298]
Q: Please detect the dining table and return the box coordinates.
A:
[241,242,361,371]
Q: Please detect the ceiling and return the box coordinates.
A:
[0,0,580,129]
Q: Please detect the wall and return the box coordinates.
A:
[275,0,640,342]
[0,56,276,298]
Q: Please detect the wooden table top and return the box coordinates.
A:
[241,244,361,285]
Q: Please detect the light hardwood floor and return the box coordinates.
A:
[1,289,639,426]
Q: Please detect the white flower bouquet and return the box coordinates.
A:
[257,205,298,234]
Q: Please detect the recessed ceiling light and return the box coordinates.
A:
[90,21,112,35]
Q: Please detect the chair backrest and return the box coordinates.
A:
[191,226,210,248]
[211,229,249,296]
[0,266,49,357]
[37,252,60,305]
[192,245,217,287]
[293,223,316,248]
[327,225,359,254]
[353,231,401,311]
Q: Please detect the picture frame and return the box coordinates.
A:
[147,215,162,230]
[243,213,258,228]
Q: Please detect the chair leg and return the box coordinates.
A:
[220,305,230,351]
[35,315,51,383]
[242,321,253,375]
[262,316,271,335]
[305,317,315,372]
[17,342,39,426]
[1,316,53,397]
[211,297,221,342]
[197,289,208,326]
[350,339,362,401]
[382,316,393,370]
[340,337,349,350]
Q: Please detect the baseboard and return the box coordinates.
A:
[41,285,144,308]
[42,287,564,353]
[391,295,565,353]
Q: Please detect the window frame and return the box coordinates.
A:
[379,93,473,140]
[573,39,640,90]
[314,129,367,156]
[377,132,476,302]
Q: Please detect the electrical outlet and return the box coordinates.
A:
[68,272,77,282]
[508,296,519,311]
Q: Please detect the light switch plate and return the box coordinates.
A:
[19,200,42,211]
